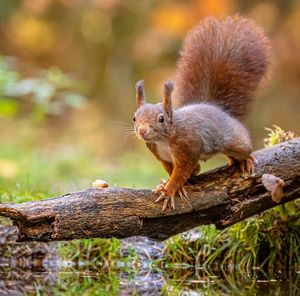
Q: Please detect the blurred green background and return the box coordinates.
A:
[0,0,299,200]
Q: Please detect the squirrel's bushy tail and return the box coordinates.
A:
[174,15,270,119]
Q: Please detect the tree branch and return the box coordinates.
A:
[0,139,299,242]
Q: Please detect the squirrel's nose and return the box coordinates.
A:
[138,127,150,139]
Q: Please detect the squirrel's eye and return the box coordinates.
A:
[158,115,164,123]
[133,116,136,122]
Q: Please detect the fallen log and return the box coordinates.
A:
[0,138,299,242]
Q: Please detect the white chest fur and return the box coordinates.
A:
[156,142,172,162]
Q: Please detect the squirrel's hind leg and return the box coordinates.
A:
[226,156,235,167]
[224,147,256,174]
[239,155,257,174]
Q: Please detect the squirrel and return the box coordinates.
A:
[133,15,270,211]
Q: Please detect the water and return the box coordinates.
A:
[0,230,299,295]
[1,267,299,295]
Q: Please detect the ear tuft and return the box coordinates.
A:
[164,80,174,97]
[135,80,146,108]
[163,80,174,121]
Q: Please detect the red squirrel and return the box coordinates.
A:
[133,16,270,211]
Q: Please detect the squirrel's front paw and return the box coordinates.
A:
[152,178,168,194]
[154,184,189,211]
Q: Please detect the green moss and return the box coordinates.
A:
[164,201,300,272]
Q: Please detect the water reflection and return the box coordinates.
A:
[1,268,299,295]
[0,230,299,295]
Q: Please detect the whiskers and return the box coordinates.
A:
[111,120,137,143]
[112,121,170,144]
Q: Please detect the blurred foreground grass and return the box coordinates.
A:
[0,144,163,203]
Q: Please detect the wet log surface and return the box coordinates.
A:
[0,139,299,242]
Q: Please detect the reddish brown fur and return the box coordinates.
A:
[133,16,271,210]
[175,15,270,119]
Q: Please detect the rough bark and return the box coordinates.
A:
[0,139,299,242]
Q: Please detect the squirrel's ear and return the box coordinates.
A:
[135,80,146,108]
[163,80,174,120]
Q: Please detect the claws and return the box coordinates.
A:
[155,193,174,211]
[182,186,188,197]
[154,183,190,211]
[178,186,192,208]
[252,155,258,164]
[178,189,184,199]
[152,178,167,194]
[227,155,257,174]
[154,193,167,203]
[163,195,175,211]
[162,195,170,211]
[239,155,257,174]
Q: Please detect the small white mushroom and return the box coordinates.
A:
[262,174,285,203]
[92,179,109,189]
